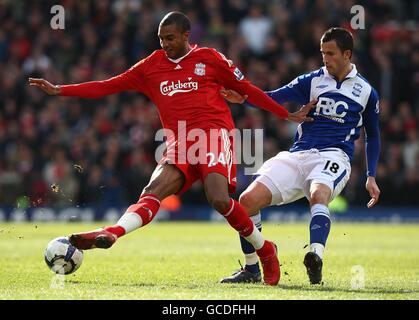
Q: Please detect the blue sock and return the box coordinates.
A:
[310,204,331,248]
[239,213,261,274]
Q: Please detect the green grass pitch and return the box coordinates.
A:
[0,221,418,300]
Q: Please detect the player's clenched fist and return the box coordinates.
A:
[28,78,61,95]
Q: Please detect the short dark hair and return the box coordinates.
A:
[160,12,191,33]
[321,27,354,55]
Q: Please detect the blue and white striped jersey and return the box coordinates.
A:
[266,64,380,176]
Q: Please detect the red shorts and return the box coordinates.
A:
[159,128,237,194]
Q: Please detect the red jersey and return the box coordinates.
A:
[60,45,289,135]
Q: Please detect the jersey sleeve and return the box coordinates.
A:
[60,58,149,98]
[266,73,313,105]
[363,88,381,177]
[209,49,289,119]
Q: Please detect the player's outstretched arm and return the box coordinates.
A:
[28,78,61,95]
[28,60,147,99]
[213,49,315,122]
[29,76,135,99]
[366,176,380,208]
[221,88,315,123]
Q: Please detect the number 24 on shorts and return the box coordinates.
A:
[207,152,227,167]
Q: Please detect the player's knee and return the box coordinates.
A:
[207,192,231,213]
[310,188,330,205]
[142,183,157,196]
[238,192,259,215]
[142,180,174,199]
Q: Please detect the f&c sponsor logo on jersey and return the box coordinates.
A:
[160,78,199,96]
[314,97,348,123]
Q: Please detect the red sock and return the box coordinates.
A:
[221,199,254,237]
[127,193,160,225]
[104,194,160,238]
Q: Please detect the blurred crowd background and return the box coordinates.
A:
[0,0,418,210]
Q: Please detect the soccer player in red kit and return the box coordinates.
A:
[29,12,312,285]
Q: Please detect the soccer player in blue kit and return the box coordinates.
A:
[220,27,381,284]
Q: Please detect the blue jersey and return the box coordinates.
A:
[266,64,380,177]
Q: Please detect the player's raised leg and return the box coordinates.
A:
[220,180,277,283]
[303,182,332,284]
[204,173,280,285]
[69,163,185,250]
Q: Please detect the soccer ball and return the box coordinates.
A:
[44,236,83,275]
